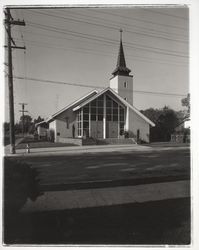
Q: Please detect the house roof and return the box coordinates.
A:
[73,87,155,127]
[46,89,98,122]
[35,120,47,127]
[112,30,131,77]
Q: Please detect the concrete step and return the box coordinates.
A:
[96,138,136,145]
[82,138,97,145]
[83,138,136,145]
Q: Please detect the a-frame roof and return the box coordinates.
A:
[46,89,98,122]
[73,87,155,127]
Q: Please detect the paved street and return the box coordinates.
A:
[10,144,190,191]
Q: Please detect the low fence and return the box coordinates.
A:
[171,134,190,143]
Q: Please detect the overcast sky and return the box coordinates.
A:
[4,6,189,122]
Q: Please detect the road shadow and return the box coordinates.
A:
[4,198,190,245]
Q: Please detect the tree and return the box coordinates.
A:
[141,106,179,142]
[33,116,44,124]
[19,115,33,133]
[181,93,190,115]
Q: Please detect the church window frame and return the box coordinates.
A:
[77,109,82,137]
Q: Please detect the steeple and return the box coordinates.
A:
[112,29,131,77]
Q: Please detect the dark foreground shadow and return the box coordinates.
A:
[4,198,190,245]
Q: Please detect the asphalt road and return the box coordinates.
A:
[13,146,190,191]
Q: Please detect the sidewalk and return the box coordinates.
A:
[5,144,153,157]
[4,137,25,154]
[5,143,189,157]
[21,180,190,212]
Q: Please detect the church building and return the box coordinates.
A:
[46,31,155,145]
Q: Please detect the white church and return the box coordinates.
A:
[44,31,155,145]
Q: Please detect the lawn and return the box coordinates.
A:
[16,137,77,149]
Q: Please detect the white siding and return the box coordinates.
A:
[128,109,150,143]
[49,107,78,142]
[49,120,57,142]
[37,126,47,137]
[110,75,133,105]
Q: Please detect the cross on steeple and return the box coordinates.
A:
[112,29,131,77]
[120,28,123,41]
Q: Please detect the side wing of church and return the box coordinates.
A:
[46,31,155,144]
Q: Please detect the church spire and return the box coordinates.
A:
[112,29,131,77]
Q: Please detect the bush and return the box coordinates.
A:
[4,158,42,214]
[47,129,55,142]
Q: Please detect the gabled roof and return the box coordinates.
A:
[46,89,98,122]
[35,120,46,127]
[73,87,155,127]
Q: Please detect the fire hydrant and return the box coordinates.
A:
[26,143,30,153]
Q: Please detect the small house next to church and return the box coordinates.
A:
[46,31,155,145]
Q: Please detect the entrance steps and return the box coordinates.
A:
[83,138,136,145]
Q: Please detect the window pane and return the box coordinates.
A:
[83,122,89,128]
[91,114,96,121]
[83,106,89,113]
[97,100,103,107]
[98,107,103,115]
[106,100,112,108]
[113,101,118,108]
[98,95,103,101]
[83,114,89,121]
[120,106,124,114]
[113,115,118,121]
[113,108,118,115]
[106,95,111,101]
[106,107,111,114]
[91,107,96,115]
[106,114,111,121]
[120,115,124,121]
[91,100,97,107]
[98,114,103,121]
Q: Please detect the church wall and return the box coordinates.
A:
[110,75,133,105]
[128,109,150,143]
[49,120,57,141]
[49,107,78,142]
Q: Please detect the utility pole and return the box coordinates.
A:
[5,8,25,154]
[19,103,28,136]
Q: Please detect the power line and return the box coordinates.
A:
[143,9,188,20]
[26,21,188,58]
[13,30,188,64]
[13,37,187,67]
[80,8,188,31]
[13,75,187,98]
[24,9,188,44]
[55,9,188,39]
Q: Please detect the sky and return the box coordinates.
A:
[4,6,189,122]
